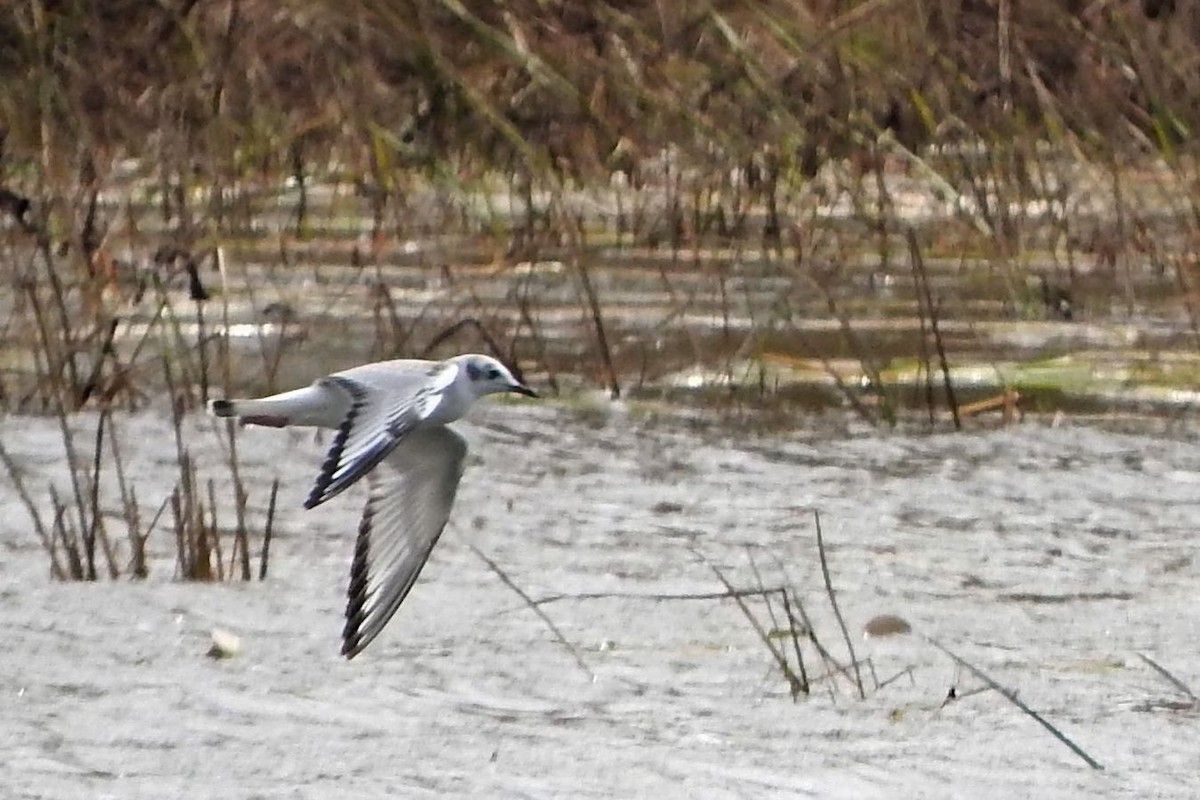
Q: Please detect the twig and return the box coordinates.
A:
[106,408,143,575]
[765,554,853,697]
[1137,653,1198,703]
[779,588,810,696]
[84,412,103,577]
[794,228,890,426]
[908,229,936,426]
[467,543,594,682]
[259,478,279,580]
[519,581,850,691]
[50,486,83,580]
[143,492,172,541]
[207,478,225,582]
[907,228,961,430]
[813,510,866,699]
[695,550,804,699]
[557,209,620,399]
[521,587,784,608]
[786,588,839,701]
[924,634,1104,770]
[0,440,65,579]
[746,547,809,699]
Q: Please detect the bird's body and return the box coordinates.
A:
[208,354,536,658]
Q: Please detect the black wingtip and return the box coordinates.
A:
[302,488,325,510]
[209,398,235,417]
[305,377,364,509]
[340,506,375,659]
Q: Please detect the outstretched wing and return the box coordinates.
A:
[341,426,468,659]
[304,361,458,509]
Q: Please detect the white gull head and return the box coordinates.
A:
[452,353,538,401]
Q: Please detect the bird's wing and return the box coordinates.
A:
[304,360,459,509]
[341,426,468,659]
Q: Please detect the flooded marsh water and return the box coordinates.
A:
[6,166,1200,419]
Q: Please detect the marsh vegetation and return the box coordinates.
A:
[3,1,1200,423]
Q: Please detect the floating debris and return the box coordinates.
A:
[863,614,912,639]
[207,628,242,659]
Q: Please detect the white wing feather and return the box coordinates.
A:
[341,426,468,658]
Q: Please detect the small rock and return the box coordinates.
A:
[863,614,912,639]
[207,628,241,659]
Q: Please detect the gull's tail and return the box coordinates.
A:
[206,385,349,429]
[208,398,238,418]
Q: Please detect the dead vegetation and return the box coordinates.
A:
[0,399,278,583]
[487,505,1111,770]
[3,4,1200,422]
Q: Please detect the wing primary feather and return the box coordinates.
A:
[339,427,467,660]
[341,504,376,657]
[305,377,367,509]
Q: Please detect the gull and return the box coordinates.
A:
[208,354,537,658]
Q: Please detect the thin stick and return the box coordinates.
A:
[924,635,1104,770]
[420,317,506,364]
[141,492,173,559]
[207,478,225,582]
[220,417,251,581]
[1137,653,1198,702]
[745,547,807,700]
[259,478,279,580]
[779,588,810,696]
[570,244,620,399]
[770,554,852,693]
[126,485,146,578]
[931,295,961,430]
[0,439,65,579]
[788,226,891,425]
[813,510,865,699]
[789,587,855,695]
[467,543,594,682]
[87,408,119,579]
[513,578,844,695]
[170,486,185,579]
[908,229,936,425]
[195,294,209,404]
[698,553,804,699]
[50,486,83,580]
[907,228,961,430]
[745,548,782,641]
[788,588,836,701]
[522,587,805,607]
[106,408,142,574]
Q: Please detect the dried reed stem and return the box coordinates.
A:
[925,634,1103,770]
[813,510,865,700]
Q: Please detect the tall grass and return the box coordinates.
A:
[2,2,1200,421]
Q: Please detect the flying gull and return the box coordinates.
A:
[208,354,537,658]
